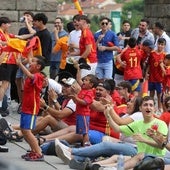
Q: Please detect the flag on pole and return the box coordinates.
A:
[73,0,83,15]
[142,79,148,97]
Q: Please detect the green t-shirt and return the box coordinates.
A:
[120,118,168,156]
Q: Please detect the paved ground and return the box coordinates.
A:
[0,103,73,170]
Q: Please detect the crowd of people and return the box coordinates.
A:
[0,11,170,170]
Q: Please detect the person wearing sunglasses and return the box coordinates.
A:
[94,17,120,81]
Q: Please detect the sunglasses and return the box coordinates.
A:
[101,22,108,26]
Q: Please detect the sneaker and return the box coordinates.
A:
[24,152,44,161]
[55,139,70,151]
[84,141,91,147]
[78,58,91,70]
[55,144,71,164]
[0,145,8,152]
[21,151,34,159]
[79,63,91,70]
[69,158,92,170]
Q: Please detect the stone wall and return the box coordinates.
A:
[144,0,170,34]
[0,0,58,34]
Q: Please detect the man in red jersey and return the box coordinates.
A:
[77,15,97,78]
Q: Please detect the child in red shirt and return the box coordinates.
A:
[16,53,45,161]
[69,74,98,146]
[146,38,166,113]
[162,54,170,95]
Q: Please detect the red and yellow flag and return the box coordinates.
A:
[73,0,83,15]
[142,79,148,97]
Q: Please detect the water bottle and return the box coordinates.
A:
[19,16,25,23]
[117,154,124,170]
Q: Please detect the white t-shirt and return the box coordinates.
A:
[66,99,76,112]
[48,78,62,94]
[68,29,81,53]
[155,31,170,54]
[41,78,62,96]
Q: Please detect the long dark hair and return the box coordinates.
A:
[132,96,142,113]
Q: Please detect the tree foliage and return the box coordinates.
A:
[121,0,144,28]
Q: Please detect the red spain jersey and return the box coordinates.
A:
[76,89,94,116]
[0,29,16,64]
[111,90,122,106]
[21,73,44,115]
[159,111,170,126]
[121,47,145,80]
[148,51,166,82]
[162,66,170,92]
[79,28,97,63]
[90,109,119,139]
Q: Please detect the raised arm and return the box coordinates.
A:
[104,105,121,133]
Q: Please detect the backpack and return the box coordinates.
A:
[133,155,165,170]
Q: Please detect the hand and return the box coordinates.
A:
[68,94,77,102]
[48,89,58,101]
[40,98,46,108]
[71,83,81,94]
[132,134,146,142]
[98,46,106,51]
[69,43,76,48]
[104,104,112,119]
[162,69,166,76]
[100,97,113,105]
[120,61,126,68]
[54,26,59,34]
[98,34,105,42]
[146,128,167,146]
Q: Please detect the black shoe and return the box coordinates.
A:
[79,63,91,70]
[0,109,9,117]
[78,58,87,64]
[0,145,8,152]
[78,58,91,70]
[91,164,101,170]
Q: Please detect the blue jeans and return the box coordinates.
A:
[72,141,137,161]
[95,60,113,79]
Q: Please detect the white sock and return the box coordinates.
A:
[0,101,2,107]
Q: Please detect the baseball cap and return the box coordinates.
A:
[97,82,112,91]
[61,77,76,86]
[142,39,155,49]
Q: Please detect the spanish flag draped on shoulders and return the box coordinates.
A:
[0,28,17,64]
[2,36,42,58]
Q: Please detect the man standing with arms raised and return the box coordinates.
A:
[77,15,97,78]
